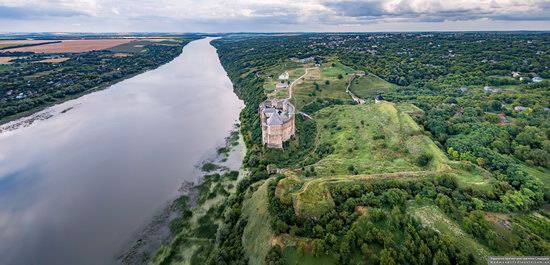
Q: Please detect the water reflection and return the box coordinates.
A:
[0,37,243,265]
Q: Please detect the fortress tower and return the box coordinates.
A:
[259,98,296,149]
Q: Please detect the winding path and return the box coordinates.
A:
[346,75,365,104]
[287,67,316,100]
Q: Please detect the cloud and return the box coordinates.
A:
[0,5,88,19]
[0,0,550,31]
[322,0,550,23]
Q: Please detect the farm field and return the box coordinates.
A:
[0,57,14,64]
[0,40,55,49]
[3,39,144,53]
[36,57,71,63]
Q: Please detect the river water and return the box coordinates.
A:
[0,37,244,264]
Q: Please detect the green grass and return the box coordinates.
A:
[349,74,397,99]
[320,62,354,78]
[410,204,492,263]
[242,179,274,265]
[522,165,550,189]
[311,103,430,176]
[291,79,349,110]
[277,102,489,218]
[513,212,550,241]
[274,177,303,205]
[294,180,335,218]
[283,247,336,265]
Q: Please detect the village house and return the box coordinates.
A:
[533,77,544,83]
[275,83,289,89]
[514,106,527,111]
[511,71,521,78]
[259,98,296,149]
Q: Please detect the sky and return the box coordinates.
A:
[1,0,550,32]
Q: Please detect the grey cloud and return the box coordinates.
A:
[0,5,88,19]
[323,0,550,23]
[324,1,389,17]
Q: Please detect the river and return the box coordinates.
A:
[0,37,244,264]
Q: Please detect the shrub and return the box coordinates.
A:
[416,153,432,167]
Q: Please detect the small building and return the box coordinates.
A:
[275,83,289,89]
[459,87,468,93]
[259,98,296,149]
[278,71,289,81]
[514,106,527,111]
[512,71,521,78]
[544,107,550,112]
[533,77,544,83]
[375,95,385,104]
[355,71,366,77]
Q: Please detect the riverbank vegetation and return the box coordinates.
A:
[152,32,550,265]
[0,35,202,124]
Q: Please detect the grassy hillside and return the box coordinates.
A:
[349,73,398,100]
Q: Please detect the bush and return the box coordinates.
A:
[416,153,432,167]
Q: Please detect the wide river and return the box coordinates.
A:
[0,37,243,264]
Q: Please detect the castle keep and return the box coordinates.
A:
[259,98,296,149]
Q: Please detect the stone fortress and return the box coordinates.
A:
[259,98,296,149]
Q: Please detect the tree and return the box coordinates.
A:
[433,250,451,265]
[379,248,397,265]
[265,246,284,265]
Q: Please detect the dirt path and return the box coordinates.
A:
[288,67,316,99]
[346,75,365,104]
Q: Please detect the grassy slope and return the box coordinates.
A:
[349,73,398,99]
[410,204,493,263]
[311,103,442,176]
[522,165,550,189]
[283,247,337,265]
[276,102,490,219]
[242,179,274,265]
